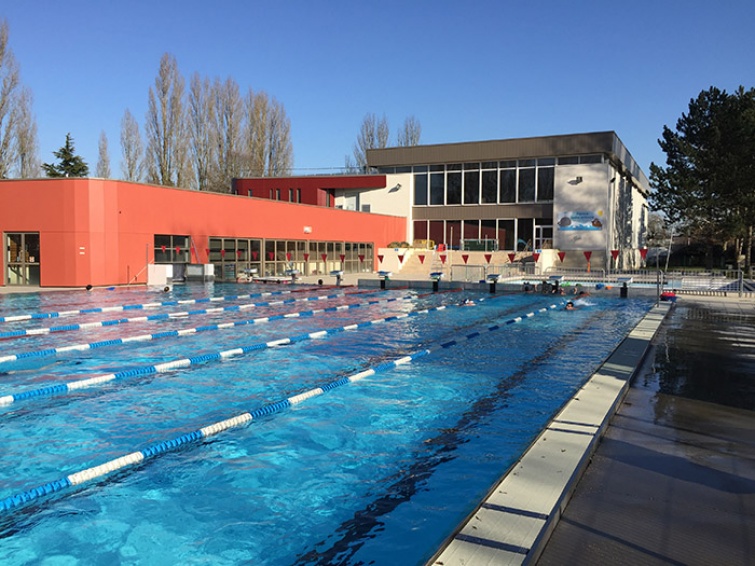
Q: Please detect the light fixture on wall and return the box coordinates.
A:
[568,176,583,185]
[389,183,401,192]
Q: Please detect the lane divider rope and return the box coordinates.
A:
[0,286,346,324]
[0,301,558,514]
[0,289,382,340]
[0,295,492,407]
[0,293,413,365]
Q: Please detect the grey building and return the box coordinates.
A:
[365,131,649,269]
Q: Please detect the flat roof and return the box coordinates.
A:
[367,131,649,193]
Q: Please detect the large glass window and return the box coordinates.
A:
[463,170,479,204]
[463,220,479,240]
[414,173,428,205]
[537,166,554,201]
[480,220,498,240]
[446,220,461,249]
[430,173,444,205]
[481,170,497,203]
[154,234,190,263]
[499,219,515,250]
[480,219,497,247]
[518,167,536,202]
[500,169,516,203]
[413,220,428,242]
[517,219,534,251]
[429,221,445,248]
[447,171,461,205]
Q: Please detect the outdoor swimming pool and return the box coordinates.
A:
[0,284,653,565]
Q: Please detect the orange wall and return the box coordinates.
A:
[0,179,407,287]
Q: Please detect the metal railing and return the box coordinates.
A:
[542,267,752,298]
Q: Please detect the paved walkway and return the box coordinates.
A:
[535,295,755,566]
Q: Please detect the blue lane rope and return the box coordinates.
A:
[0,296,478,407]
[0,286,349,324]
[0,293,413,365]
[0,301,558,514]
[0,289,382,340]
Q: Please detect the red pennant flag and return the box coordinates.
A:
[558,251,566,263]
[321,253,327,263]
[397,254,405,264]
[358,254,364,263]
[418,254,425,264]
[532,252,540,263]
[286,252,291,262]
[161,245,166,252]
[484,253,492,264]
[584,251,592,261]
[461,254,469,264]
[611,249,620,261]
[378,254,384,263]
[205,248,210,256]
[639,248,648,260]
[175,246,181,254]
[252,251,258,260]
[303,253,309,262]
[237,250,242,258]
[507,252,516,263]
[440,254,447,264]
[268,251,274,261]
[339,254,345,263]
[220,249,226,257]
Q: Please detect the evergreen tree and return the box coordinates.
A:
[43,133,89,177]
[650,86,755,272]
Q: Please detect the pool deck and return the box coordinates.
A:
[428,293,755,566]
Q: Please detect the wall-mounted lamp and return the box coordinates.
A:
[568,176,583,186]
[389,183,401,192]
[303,226,312,234]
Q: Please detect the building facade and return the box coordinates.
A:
[0,179,406,288]
[365,131,650,269]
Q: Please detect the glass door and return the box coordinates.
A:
[6,233,41,286]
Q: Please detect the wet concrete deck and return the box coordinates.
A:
[536,296,755,565]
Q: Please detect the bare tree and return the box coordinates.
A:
[266,97,293,176]
[242,89,269,176]
[144,53,188,187]
[187,73,214,190]
[397,115,421,146]
[209,77,243,192]
[96,130,111,178]
[347,113,390,172]
[14,86,39,178]
[0,20,20,178]
[120,108,143,182]
[239,90,293,177]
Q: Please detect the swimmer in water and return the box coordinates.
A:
[565,301,575,310]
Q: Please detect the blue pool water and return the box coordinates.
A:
[0,284,652,565]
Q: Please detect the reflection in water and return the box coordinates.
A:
[651,305,755,412]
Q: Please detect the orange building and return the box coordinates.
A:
[0,178,406,288]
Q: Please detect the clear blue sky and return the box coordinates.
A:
[4,0,754,176]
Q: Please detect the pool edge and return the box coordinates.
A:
[426,302,672,566]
